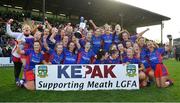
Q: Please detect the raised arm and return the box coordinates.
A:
[17,43,25,55]
[6,19,22,38]
[136,28,149,37]
[165,43,172,52]
[45,20,52,30]
[89,20,98,30]
[43,35,50,51]
[49,27,58,44]
[75,38,81,49]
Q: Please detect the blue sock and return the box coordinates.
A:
[15,78,19,82]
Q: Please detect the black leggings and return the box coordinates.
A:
[13,61,23,81]
[175,54,180,61]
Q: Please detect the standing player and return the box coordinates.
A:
[101,24,113,52]
[17,41,44,90]
[113,24,121,45]
[77,42,95,64]
[63,41,77,64]
[91,28,102,54]
[6,19,33,86]
[43,37,64,64]
[94,49,108,64]
[120,28,149,47]
[117,43,126,62]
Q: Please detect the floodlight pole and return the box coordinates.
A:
[43,0,46,24]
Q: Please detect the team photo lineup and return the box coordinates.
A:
[5,16,173,90]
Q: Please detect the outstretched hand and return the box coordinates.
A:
[89,19,93,24]
[7,19,13,24]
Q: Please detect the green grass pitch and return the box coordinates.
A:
[0,59,180,102]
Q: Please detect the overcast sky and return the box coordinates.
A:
[116,0,180,43]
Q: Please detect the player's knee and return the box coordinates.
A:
[139,71,146,80]
[155,78,161,88]
[141,80,147,87]
[24,81,35,90]
[148,70,154,78]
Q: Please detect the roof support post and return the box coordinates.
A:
[161,21,164,45]
[119,14,123,29]
[43,0,46,24]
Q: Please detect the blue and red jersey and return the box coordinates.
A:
[24,49,43,71]
[121,35,137,47]
[107,57,121,64]
[48,49,64,64]
[94,59,109,64]
[119,52,127,59]
[134,47,150,69]
[101,34,113,52]
[77,48,95,64]
[54,34,61,43]
[94,60,101,64]
[79,38,89,48]
[139,47,150,69]
[63,48,77,64]
[24,38,34,50]
[91,35,102,54]
[113,33,120,44]
[123,56,140,65]
[25,38,47,52]
[147,48,165,70]
[130,35,137,43]
[46,35,56,49]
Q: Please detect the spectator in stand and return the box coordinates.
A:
[175,45,180,61]
[0,46,3,57]
[2,46,8,57]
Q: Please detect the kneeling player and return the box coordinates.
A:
[147,41,173,88]
[123,48,147,88]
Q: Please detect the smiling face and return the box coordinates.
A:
[147,41,155,51]
[63,36,69,45]
[127,48,134,58]
[133,43,140,53]
[110,44,117,51]
[86,32,92,41]
[122,32,129,41]
[55,43,63,55]
[60,29,65,37]
[44,29,49,35]
[111,51,119,59]
[104,24,111,34]
[95,28,101,36]
[22,24,31,36]
[68,42,75,52]
[85,42,91,52]
[72,35,77,43]
[34,41,41,52]
[126,41,132,48]
[115,24,121,34]
[118,43,124,51]
[66,26,73,35]
[34,31,42,40]
[138,37,145,47]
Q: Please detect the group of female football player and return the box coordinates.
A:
[6,19,173,90]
